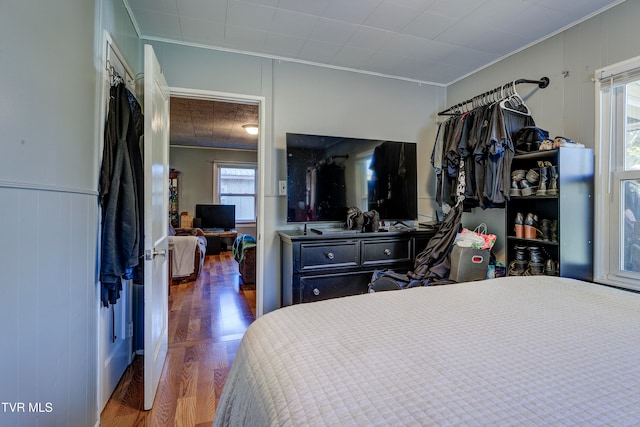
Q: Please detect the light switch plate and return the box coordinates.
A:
[279,180,287,196]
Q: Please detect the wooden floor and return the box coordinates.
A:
[100,252,256,427]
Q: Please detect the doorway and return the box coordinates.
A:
[168,87,265,318]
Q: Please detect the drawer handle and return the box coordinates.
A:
[313,288,320,296]
[383,248,392,256]
[326,252,335,260]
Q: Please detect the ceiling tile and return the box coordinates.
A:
[240,0,279,6]
[180,17,226,44]
[425,0,487,20]
[270,9,319,38]
[176,0,227,20]
[226,0,275,31]
[309,19,358,45]
[224,25,268,50]
[390,0,436,9]
[401,10,457,39]
[277,0,330,15]
[344,26,394,51]
[378,33,430,57]
[321,0,382,24]
[127,0,178,15]
[364,1,419,31]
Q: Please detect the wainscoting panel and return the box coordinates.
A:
[0,186,98,426]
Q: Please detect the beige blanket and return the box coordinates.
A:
[168,236,197,277]
[214,276,640,426]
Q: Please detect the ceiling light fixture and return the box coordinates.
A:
[243,124,259,135]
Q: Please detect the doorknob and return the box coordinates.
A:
[145,249,167,260]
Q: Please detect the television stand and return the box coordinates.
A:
[202,229,237,254]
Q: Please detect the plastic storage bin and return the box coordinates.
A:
[449,246,490,282]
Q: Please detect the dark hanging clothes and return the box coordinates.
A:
[99,82,144,307]
[432,100,535,210]
[126,89,145,285]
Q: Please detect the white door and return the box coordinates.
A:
[143,44,170,410]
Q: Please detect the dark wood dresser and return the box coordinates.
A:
[278,227,436,306]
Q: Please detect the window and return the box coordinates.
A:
[213,163,257,223]
[595,56,640,291]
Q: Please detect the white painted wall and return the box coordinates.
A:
[446,0,640,263]
[0,0,101,426]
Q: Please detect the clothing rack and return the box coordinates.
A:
[438,77,550,116]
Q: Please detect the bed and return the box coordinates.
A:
[213,276,640,426]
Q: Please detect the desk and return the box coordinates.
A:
[202,229,237,254]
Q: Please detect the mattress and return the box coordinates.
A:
[214,276,640,426]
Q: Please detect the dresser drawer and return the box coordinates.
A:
[299,241,359,270]
[298,271,371,303]
[362,238,411,266]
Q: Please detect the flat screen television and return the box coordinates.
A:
[286,133,417,223]
[195,204,236,230]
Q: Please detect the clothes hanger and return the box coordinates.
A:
[500,81,531,115]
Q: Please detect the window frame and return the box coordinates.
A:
[594,55,640,291]
[212,161,257,225]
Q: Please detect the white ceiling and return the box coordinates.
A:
[125,0,624,86]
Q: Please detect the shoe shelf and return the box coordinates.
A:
[505,147,594,280]
[507,236,559,246]
[508,195,558,200]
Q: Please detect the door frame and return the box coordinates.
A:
[169,87,265,318]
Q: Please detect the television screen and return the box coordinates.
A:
[195,204,236,230]
[286,133,417,223]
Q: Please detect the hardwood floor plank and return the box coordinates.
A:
[101,252,254,426]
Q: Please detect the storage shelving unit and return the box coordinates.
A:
[169,169,180,228]
[505,147,594,280]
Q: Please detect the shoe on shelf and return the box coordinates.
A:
[550,219,558,242]
[526,168,539,185]
[528,246,545,264]
[547,162,559,195]
[540,139,554,150]
[509,260,527,276]
[510,179,521,197]
[520,179,537,197]
[524,213,539,239]
[540,218,551,241]
[545,259,556,275]
[527,261,545,275]
[536,161,548,195]
[514,212,524,238]
[511,169,527,181]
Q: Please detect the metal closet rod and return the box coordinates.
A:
[438,77,550,116]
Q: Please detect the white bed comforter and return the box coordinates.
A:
[214,276,640,426]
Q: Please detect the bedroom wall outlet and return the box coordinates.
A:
[279,180,287,196]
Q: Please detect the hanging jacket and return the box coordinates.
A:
[99,83,141,307]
